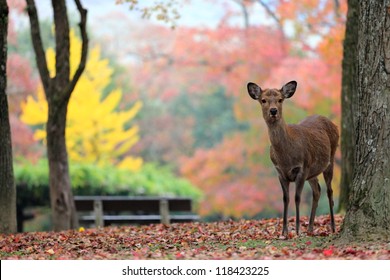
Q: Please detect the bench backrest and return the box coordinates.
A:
[74,196,193,212]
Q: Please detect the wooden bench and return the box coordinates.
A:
[74,196,199,227]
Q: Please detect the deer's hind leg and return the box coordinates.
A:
[308,177,321,233]
[323,163,335,232]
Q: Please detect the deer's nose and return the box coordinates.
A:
[270,108,278,116]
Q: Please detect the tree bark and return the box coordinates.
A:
[338,0,358,212]
[0,0,17,233]
[47,100,78,229]
[26,0,88,231]
[340,0,390,241]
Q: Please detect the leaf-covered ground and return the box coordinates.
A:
[1,215,389,260]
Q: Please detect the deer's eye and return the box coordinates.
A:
[261,99,266,104]
[278,99,283,103]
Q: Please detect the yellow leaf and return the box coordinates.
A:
[20,28,143,169]
[118,156,143,171]
[46,249,55,255]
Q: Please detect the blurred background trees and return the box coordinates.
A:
[6,0,347,231]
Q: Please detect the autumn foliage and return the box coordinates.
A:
[9,0,347,221]
[20,30,143,171]
[110,1,347,218]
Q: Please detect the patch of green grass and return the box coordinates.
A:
[194,241,227,251]
[274,235,334,249]
[0,250,24,258]
[234,235,334,251]
[236,239,268,249]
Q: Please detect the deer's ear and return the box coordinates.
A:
[247,82,262,100]
[281,81,297,98]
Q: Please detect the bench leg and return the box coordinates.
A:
[160,199,170,226]
[94,200,104,227]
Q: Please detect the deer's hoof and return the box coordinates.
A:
[279,234,288,240]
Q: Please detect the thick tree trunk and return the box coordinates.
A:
[340,0,390,241]
[338,0,358,212]
[0,0,17,233]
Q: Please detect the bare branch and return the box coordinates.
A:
[233,0,250,28]
[256,0,281,27]
[333,0,341,19]
[25,0,51,96]
[255,0,286,53]
[66,0,88,98]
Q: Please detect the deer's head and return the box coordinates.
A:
[247,81,297,124]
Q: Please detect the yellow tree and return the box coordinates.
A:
[21,29,143,171]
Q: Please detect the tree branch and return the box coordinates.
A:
[52,0,70,90]
[233,0,250,28]
[255,0,286,53]
[65,0,88,98]
[256,0,282,28]
[333,0,341,19]
[25,0,51,96]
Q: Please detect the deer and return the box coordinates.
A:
[246,80,339,238]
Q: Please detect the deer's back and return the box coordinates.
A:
[299,115,339,158]
[270,115,339,181]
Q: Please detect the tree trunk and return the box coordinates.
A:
[0,0,17,233]
[340,0,390,241]
[26,0,87,231]
[47,100,78,229]
[338,0,358,212]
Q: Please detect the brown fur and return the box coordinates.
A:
[247,81,339,237]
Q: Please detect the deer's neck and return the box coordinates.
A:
[267,118,290,149]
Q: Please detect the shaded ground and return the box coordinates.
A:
[1,214,389,259]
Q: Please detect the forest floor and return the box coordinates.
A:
[1,214,389,260]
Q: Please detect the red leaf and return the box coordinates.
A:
[176,252,185,259]
[323,248,333,257]
[344,247,357,255]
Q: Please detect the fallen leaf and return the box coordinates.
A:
[323,248,333,257]
[46,249,55,255]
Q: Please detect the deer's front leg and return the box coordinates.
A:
[278,176,290,237]
[294,174,306,236]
